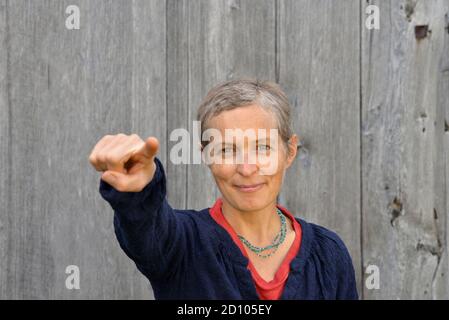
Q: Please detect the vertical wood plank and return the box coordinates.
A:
[186,0,277,210]
[435,6,449,297]
[6,0,63,299]
[361,0,449,299]
[0,0,9,299]
[166,0,189,209]
[278,0,363,295]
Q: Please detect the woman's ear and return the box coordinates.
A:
[286,134,299,168]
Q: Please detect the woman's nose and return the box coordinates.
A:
[236,153,258,176]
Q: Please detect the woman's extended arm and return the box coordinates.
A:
[99,157,188,282]
[89,135,188,282]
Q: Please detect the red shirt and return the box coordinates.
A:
[209,198,302,300]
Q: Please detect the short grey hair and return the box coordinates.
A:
[196,78,295,152]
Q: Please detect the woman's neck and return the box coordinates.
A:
[221,199,281,245]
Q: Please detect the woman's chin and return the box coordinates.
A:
[230,195,267,211]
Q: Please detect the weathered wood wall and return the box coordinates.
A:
[361,0,449,299]
[277,0,362,295]
[0,0,447,299]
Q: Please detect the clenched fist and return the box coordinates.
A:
[88,134,159,192]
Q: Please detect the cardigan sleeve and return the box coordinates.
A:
[98,156,188,282]
[334,239,359,300]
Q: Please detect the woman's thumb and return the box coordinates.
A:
[142,136,159,159]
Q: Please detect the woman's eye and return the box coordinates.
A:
[257,145,271,151]
[222,147,234,154]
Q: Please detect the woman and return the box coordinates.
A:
[88,79,358,300]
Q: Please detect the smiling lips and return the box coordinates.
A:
[234,183,265,193]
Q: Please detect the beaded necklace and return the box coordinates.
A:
[237,208,286,259]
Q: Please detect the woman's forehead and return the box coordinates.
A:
[208,104,278,130]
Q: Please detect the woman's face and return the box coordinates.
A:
[205,104,298,212]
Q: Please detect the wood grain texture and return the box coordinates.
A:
[1,0,165,299]
[277,0,363,296]
[436,4,449,298]
[166,0,189,210]
[361,0,449,299]
[1,0,448,300]
[0,0,9,300]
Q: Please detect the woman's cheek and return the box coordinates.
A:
[210,165,234,188]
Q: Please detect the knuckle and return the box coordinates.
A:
[97,153,107,164]
[88,154,96,165]
[128,134,139,143]
[98,135,113,146]
[104,154,119,164]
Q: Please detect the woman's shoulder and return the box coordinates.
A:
[294,217,354,267]
[294,218,359,299]
[307,220,349,250]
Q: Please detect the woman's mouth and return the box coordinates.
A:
[234,183,265,193]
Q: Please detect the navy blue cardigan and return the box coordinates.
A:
[99,157,359,300]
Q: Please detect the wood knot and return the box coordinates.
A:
[415,25,430,40]
[390,196,403,226]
